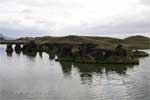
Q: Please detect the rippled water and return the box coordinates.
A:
[0,45,150,100]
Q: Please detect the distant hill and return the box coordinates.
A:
[123,35,150,49]
[16,35,150,49]
[0,37,4,40]
[0,33,5,39]
[0,33,14,40]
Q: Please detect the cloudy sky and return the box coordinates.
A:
[0,0,149,38]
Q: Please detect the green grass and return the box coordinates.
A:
[123,35,150,49]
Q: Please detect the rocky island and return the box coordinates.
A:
[4,35,149,65]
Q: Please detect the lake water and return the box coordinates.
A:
[0,45,150,100]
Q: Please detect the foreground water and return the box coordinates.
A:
[0,45,150,100]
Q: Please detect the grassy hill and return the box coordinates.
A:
[123,35,150,49]
[16,35,150,49]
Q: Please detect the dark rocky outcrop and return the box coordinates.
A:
[79,43,97,56]
[6,44,13,53]
[56,44,139,64]
[22,41,37,52]
[61,46,72,56]
[48,51,55,60]
[4,41,145,64]
[57,45,73,57]
[21,41,38,57]
[114,44,127,56]
[90,49,113,60]
[15,44,22,52]
[133,50,149,57]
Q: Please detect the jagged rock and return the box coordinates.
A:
[15,44,22,52]
[115,44,127,56]
[91,49,113,60]
[58,46,72,57]
[79,43,97,56]
[22,41,37,52]
[133,50,149,57]
[6,44,13,53]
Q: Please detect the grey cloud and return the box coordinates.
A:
[0,22,49,37]
[61,15,150,36]
[19,0,81,8]
[140,0,150,6]
[0,0,149,38]
[35,20,50,24]
[0,27,48,38]
[21,9,32,13]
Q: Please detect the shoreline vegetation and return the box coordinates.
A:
[2,35,149,65]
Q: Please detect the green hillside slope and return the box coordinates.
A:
[15,35,150,49]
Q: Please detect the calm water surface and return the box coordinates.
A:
[0,45,150,100]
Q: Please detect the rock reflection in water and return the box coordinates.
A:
[6,49,135,86]
[22,51,37,57]
[6,50,134,78]
[6,51,13,57]
[59,62,134,84]
[2,45,150,100]
[59,62,72,77]
[39,51,43,58]
[15,50,21,55]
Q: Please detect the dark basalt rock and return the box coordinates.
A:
[22,41,37,52]
[21,41,38,57]
[6,44,13,53]
[15,44,22,52]
[90,49,113,60]
[79,43,97,56]
[58,46,73,57]
[38,44,50,52]
[55,43,140,64]
[114,44,127,56]
[48,51,55,60]
[133,50,149,57]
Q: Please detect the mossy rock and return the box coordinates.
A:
[133,50,149,57]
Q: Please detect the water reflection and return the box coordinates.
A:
[6,51,135,78]
[15,50,21,55]
[22,51,37,58]
[1,46,150,100]
[39,52,43,58]
[74,63,134,84]
[6,51,13,57]
[59,61,135,85]
[59,62,72,77]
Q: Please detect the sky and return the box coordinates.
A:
[0,0,149,38]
